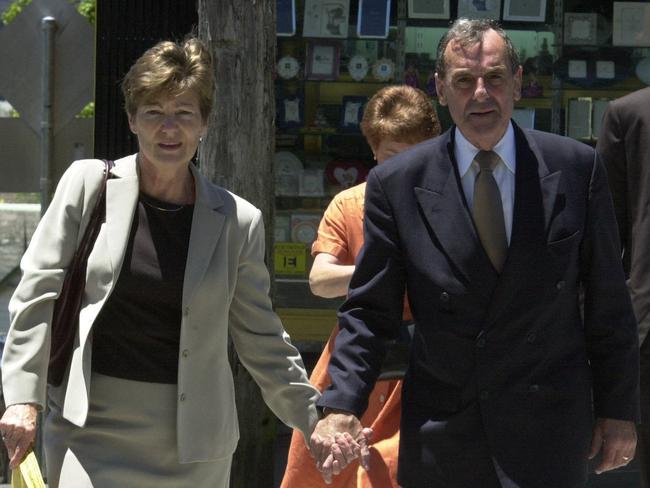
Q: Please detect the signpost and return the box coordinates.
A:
[0,0,93,202]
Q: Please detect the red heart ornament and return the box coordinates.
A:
[325,160,369,188]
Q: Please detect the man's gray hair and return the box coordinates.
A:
[435,18,520,80]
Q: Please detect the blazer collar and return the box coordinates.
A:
[183,163,226,307]
[521,129,563,236]
[105,155,139,279]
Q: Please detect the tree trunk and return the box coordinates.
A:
[197,1,277,487]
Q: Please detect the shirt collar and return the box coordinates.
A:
[454,122,517,177]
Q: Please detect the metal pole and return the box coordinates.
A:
[395,0,407,82]
[40,16,56,215]
[550,0,564,135]
[37,17,57,474]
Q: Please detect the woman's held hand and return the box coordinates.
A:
[0,403,38,469]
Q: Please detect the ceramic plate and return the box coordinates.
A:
[372,58,395,82]
[348,55,369,81]
[636,57,650,86]
[275,151,303,175]
[277,56,300,80]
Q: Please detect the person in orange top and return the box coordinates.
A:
[281,85,441,488]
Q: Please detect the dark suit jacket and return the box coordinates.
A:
[318,124,639,488]
[597,87,650,346]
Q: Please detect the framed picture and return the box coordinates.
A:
[306,42,340,80]
[339,96,368,132]
[357,0,392,39]
[274,213,292,242]
[277,95,304,128]
[276,0,296,37]
[592,99,611,139]
[564,12,596,45]
[613,2,650,47]
[457,0,501,20]
[303,0,350,38]
[568,59,587,79]
[299,169,325,196]
[566,98,592,140]
[407,0,450,19]
[503,0,546,22]
[275,151,302,196]
[596,60,615,80]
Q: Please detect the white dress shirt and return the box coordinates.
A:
[454,123,516,244]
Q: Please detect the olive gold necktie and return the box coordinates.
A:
[472,150,508,273]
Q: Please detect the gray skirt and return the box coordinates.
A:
[44,373,232,488]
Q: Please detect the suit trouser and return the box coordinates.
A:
[639,336,650,488]
[400,459,516,488]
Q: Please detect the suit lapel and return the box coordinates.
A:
[105,156,139,281]
[485,126,563,326]
[182,164,225,308]
[414,132,496,295]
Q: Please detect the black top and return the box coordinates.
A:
[91,193,193,383]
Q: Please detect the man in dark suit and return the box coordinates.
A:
[597,87,650,487]
[310,18,639,488]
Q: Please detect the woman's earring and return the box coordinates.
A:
[199,136,203,143]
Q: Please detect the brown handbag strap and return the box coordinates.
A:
[47,159,114,386]
[73,159,114,264]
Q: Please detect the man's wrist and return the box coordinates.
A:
[321,407,353,417]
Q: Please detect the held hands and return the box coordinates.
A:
[589,417,637,474]
[0,403,38,469]
[309,410,373,484]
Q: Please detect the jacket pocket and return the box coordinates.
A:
[547,230,580,256]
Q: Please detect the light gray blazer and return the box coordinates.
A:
[2,154,319,462]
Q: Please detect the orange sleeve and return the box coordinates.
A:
[311,193,351,261]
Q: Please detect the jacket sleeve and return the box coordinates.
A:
[581,155,640,421]
[595,102,628,271]
[318,170,406,417]
[227,208,320,444]
[1,160,106,408]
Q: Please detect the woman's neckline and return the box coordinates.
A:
[139,192,194,212]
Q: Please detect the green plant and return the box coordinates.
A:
[2,0,95,25]
[77,101,94,118]
[1,0,30,24]
[76,0,95,25]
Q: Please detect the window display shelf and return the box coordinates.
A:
[273,0,649,328]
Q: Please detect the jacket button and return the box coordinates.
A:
[182,349,189,358]
[527,332,537,344]
[180,393,186,402]
[556,281,565,290]
[479,390,489,400]
[440,292,450,302]
[528,384,540,393]
[477,337,486,348]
